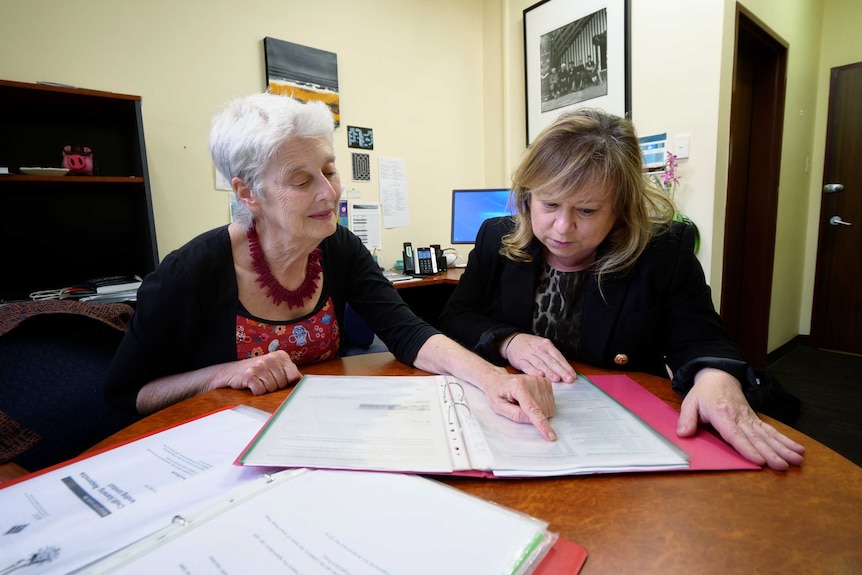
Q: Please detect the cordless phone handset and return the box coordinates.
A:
[402,242,415,274]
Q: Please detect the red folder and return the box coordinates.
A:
[588,374,760,471]
[535,537,589,574]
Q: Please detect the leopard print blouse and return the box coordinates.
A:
[532,264,588,359]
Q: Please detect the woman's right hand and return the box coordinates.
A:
[222,350,303,395]
[138,351,302,414]
[502,333,577,383]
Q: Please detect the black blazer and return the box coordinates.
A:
[439,217,750,395]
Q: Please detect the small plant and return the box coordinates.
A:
[651,151,700,253]
[651,151,680,201]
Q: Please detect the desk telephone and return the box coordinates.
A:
[402,243,447,275]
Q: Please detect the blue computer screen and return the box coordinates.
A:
[450,188,515,244]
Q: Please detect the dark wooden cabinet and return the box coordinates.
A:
[0,80,158,302]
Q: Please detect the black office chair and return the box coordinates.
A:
[0,302,142,471]
[342,304,388,356]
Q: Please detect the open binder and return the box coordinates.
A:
[72,468,576,575]
[237,374,723,477]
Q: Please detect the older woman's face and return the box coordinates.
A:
[260,136,340,242]
[529,183,616,271]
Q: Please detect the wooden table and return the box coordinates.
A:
[85,352,861,574]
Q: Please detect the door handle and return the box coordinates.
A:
[829,216,852,226]
[823,183,844,193]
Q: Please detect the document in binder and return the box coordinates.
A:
[74,468,584,575]
[237,373,754,477]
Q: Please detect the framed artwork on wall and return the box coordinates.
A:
[264,36,340,127]
[523,0,631,144]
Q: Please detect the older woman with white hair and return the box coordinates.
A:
[103,92,557,440]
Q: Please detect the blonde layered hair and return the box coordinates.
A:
[503,108,675,283]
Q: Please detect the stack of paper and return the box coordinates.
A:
[0,407,274,575]
[0,406,584,575]
[76,469,559,575]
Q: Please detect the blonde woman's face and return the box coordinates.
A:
[529,184,616,271]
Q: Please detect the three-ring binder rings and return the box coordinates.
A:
[0,407,587,575]
[238,375,696,477]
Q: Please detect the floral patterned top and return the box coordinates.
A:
[236,297,340,365]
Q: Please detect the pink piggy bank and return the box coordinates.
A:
[62,145,94,175]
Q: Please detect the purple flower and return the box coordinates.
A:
[661,152,679,188]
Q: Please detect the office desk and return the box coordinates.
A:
[389,267,464,327]
[84,352,862,574]
[390,267,465,289]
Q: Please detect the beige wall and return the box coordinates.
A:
[0,0,492,269]
[1,0,859,352]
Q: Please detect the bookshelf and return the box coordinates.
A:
[0,79,158,302]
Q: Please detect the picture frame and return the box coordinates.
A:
[523,0,631,144]
[264,36,340,127]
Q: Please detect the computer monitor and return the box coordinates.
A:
[450,188,515,244]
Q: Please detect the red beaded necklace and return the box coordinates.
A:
[247,223,322,309]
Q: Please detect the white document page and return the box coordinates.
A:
[82,469,552,575]
[459,375,689,476]
[378,156,410,228]
[239,376,470,473]
[0,406,277,575]
[350,202,382,252]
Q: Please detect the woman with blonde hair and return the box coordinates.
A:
[440,108,804,470]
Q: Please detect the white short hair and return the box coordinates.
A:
[209,93,335,228]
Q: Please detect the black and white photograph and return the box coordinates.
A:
[538,10,608,112]
[524,0,630,143]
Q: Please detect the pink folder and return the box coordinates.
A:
[587,374,760,471]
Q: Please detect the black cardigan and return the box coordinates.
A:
[104,225,438,412]
[439,217,751,395]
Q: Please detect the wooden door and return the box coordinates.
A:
[811,62,862,355]
[721,12,786,370]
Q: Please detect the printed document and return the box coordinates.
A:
[378,156,409,228]
[0,406,276,575]
[350,202,382,252]
[78,469,555,575]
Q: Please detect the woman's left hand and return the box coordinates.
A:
[676,368,805,470]
[503,332,578,383]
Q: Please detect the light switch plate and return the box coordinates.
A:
[674,134,691,159]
